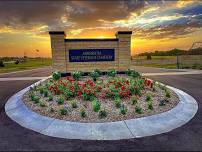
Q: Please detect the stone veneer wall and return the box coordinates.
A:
[49,31,132,73]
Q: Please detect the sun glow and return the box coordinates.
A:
[97,36,106,39]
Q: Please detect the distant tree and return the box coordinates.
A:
[146,54,152,60]
[0,60,5,67]
[15,60,20,64]
[188,47,202,55]
[138,48,189,56]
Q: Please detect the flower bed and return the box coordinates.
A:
[23,69,179,122]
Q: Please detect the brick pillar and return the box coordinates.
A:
[49,31,66,73]
[116,31,132,71]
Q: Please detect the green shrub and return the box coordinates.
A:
[63,88,74,100]
[159,84,166,90]
[57,96,64,105]
[145,93,151,102]
[52,71,61,81]
[39,87,44,95]
[107,69,117,77]
[39,101,46,107]
[152,80,157,91]
[48,95,53,101]
[130,70,140,78]
[92,99,101,112]
[43,89,48,97]
[32,96,40,104]
[80,108,87,118]
[89,71,100,81]
[99,110,107,119]
[148,102,153,110]
[94,69,102,75]
[59,107,68,115]
[72,71,82,80]
[83,89,96,101]
[114,98,121,108]
[71,101,78,109]
[131,96,138,105]
[165,90,171,98]
[120,104,128,115]
[125,69,133,76]
[135,106,143,114]
[29,92,35,100]
[106,85,119,99]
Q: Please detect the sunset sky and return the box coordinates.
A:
[0,0,202,57]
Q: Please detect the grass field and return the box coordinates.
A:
[132,55,202,70]
[132,56,176,60]
[0,58,52,73]
[141,64,178,69]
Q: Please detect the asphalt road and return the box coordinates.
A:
[0,67,202,151]
[0,67,52,78]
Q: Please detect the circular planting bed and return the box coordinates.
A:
[23,69,179,123]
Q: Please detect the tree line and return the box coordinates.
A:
[138,47,202,56]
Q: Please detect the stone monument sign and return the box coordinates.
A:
[49,31,132,73]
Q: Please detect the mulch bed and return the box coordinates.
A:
[23,75,179,123]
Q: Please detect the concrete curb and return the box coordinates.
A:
[5,78,198,140]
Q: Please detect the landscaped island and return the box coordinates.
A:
[23,69,179,122]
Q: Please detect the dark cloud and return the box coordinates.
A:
[0,1,70,30]
[0,0,148,33]
[121,0,145,15]
[134,20,202,40]
[66,1,125,28]
[0,0,201,40]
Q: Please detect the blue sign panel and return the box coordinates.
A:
[69,49,115,62]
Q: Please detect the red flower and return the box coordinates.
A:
[117,82,122,86]
[66,76,75,82]
[85,89,91,94]
[77,91,82,96]
[121,86,125,91]
[144,79,148,85]
[97,86,102,91]
[82,83,86,88]
[70,85,75,90]
[90,82,94,87]
[147,80,152,86]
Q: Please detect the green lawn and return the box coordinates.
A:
[132,56,176,60]
[0,58,52,73]
[132,55,202,70]
[142,64,178,69]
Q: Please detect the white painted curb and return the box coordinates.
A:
[5,78,198,140]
